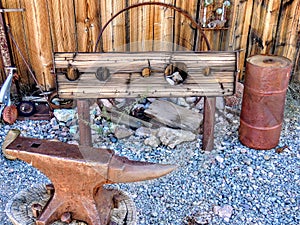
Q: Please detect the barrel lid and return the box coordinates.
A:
[247,55,291,68]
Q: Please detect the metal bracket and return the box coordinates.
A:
[0,67,16,116]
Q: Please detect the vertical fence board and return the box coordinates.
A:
[112,0,126,51]
[274,0,300,78]
[21,0,54,90]
[160,0,175,51]
[234,0,253,77]
[2,0,33,87]
[153,1,162,51]
[129,0,139,51]
[143,0,155,51]
[48,0,76,52]
[248,0,281,56]
[100,0,113,52]
[87,0,101,52]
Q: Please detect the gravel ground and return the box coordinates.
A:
[0,91,299,224]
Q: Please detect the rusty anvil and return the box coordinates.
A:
[3,130,177,225]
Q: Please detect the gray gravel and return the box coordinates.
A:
[0,97,299,224]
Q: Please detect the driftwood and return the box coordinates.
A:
[144,99,203,132]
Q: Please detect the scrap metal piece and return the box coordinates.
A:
[2,104,18,124]
[4,131,177,225]
[0,67,15,116]
[2,129,20,160]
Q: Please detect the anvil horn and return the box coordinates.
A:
[108,154,177,183]
[3,130,177,225]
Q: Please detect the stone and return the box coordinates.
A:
[69,125,78,135]
[185,97,197,104]
[156,127,196,149]
[98,99,113,108]
[214,204,234,221]
[216,97,225,110]
[176,97,190,107]
[225,82,244,107]
[215,155,224,163]
[195,97,204,110]
[144,136,161,148]
[135,127,157,137]
[114,126,134,139]
[53,109,76,123]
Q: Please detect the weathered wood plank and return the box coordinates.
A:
[203,97,216,151]
[105,107,153,129]
[144,99,203,132]
[55,51,237,99]
[22,0,54,90]
[3,0,33,86]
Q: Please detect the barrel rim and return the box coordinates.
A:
[246,54,292,69]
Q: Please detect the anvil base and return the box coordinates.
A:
[6,183,136,225]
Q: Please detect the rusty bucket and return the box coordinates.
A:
[239,55,292,150]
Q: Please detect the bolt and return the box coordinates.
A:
[203,66,211,76]
[61,212,72,223]
[31,203,43,218]
[46,183,55,195]
[142,67,151,77]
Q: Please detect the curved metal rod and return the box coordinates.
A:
[94,2,211,52]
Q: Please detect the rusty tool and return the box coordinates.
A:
[3,130,177,225]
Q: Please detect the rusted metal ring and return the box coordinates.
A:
[48,91,74,110]
[94,2,211,52]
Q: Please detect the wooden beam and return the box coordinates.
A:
[77,99,92,147]
[203,96,216,151]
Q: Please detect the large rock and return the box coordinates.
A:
[114,126,134,139]
[144,136,161,148]
[53,109,76,123]
[157,127,196,149]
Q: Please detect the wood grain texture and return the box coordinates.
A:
[274,0,300,80]
[55,51,238,99]
[22,0,54,90]
[144,99,203,132]
[2,0,33,86]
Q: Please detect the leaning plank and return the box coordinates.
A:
[105,107,153,129]
[144,99,203,132]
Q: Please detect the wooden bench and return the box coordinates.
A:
[54,51,238,151]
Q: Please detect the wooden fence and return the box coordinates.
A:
[0,0,299,91]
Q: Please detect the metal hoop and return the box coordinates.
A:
[94,2,211,52]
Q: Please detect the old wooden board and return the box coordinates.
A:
[144,99,203,132]
[55,51,238,99]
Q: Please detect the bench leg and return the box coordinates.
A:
[203,97,216,151]
[77,99,92,147]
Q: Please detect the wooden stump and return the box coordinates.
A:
[6,184,136,225]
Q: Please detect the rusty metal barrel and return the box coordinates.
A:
[239,55,292,150]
